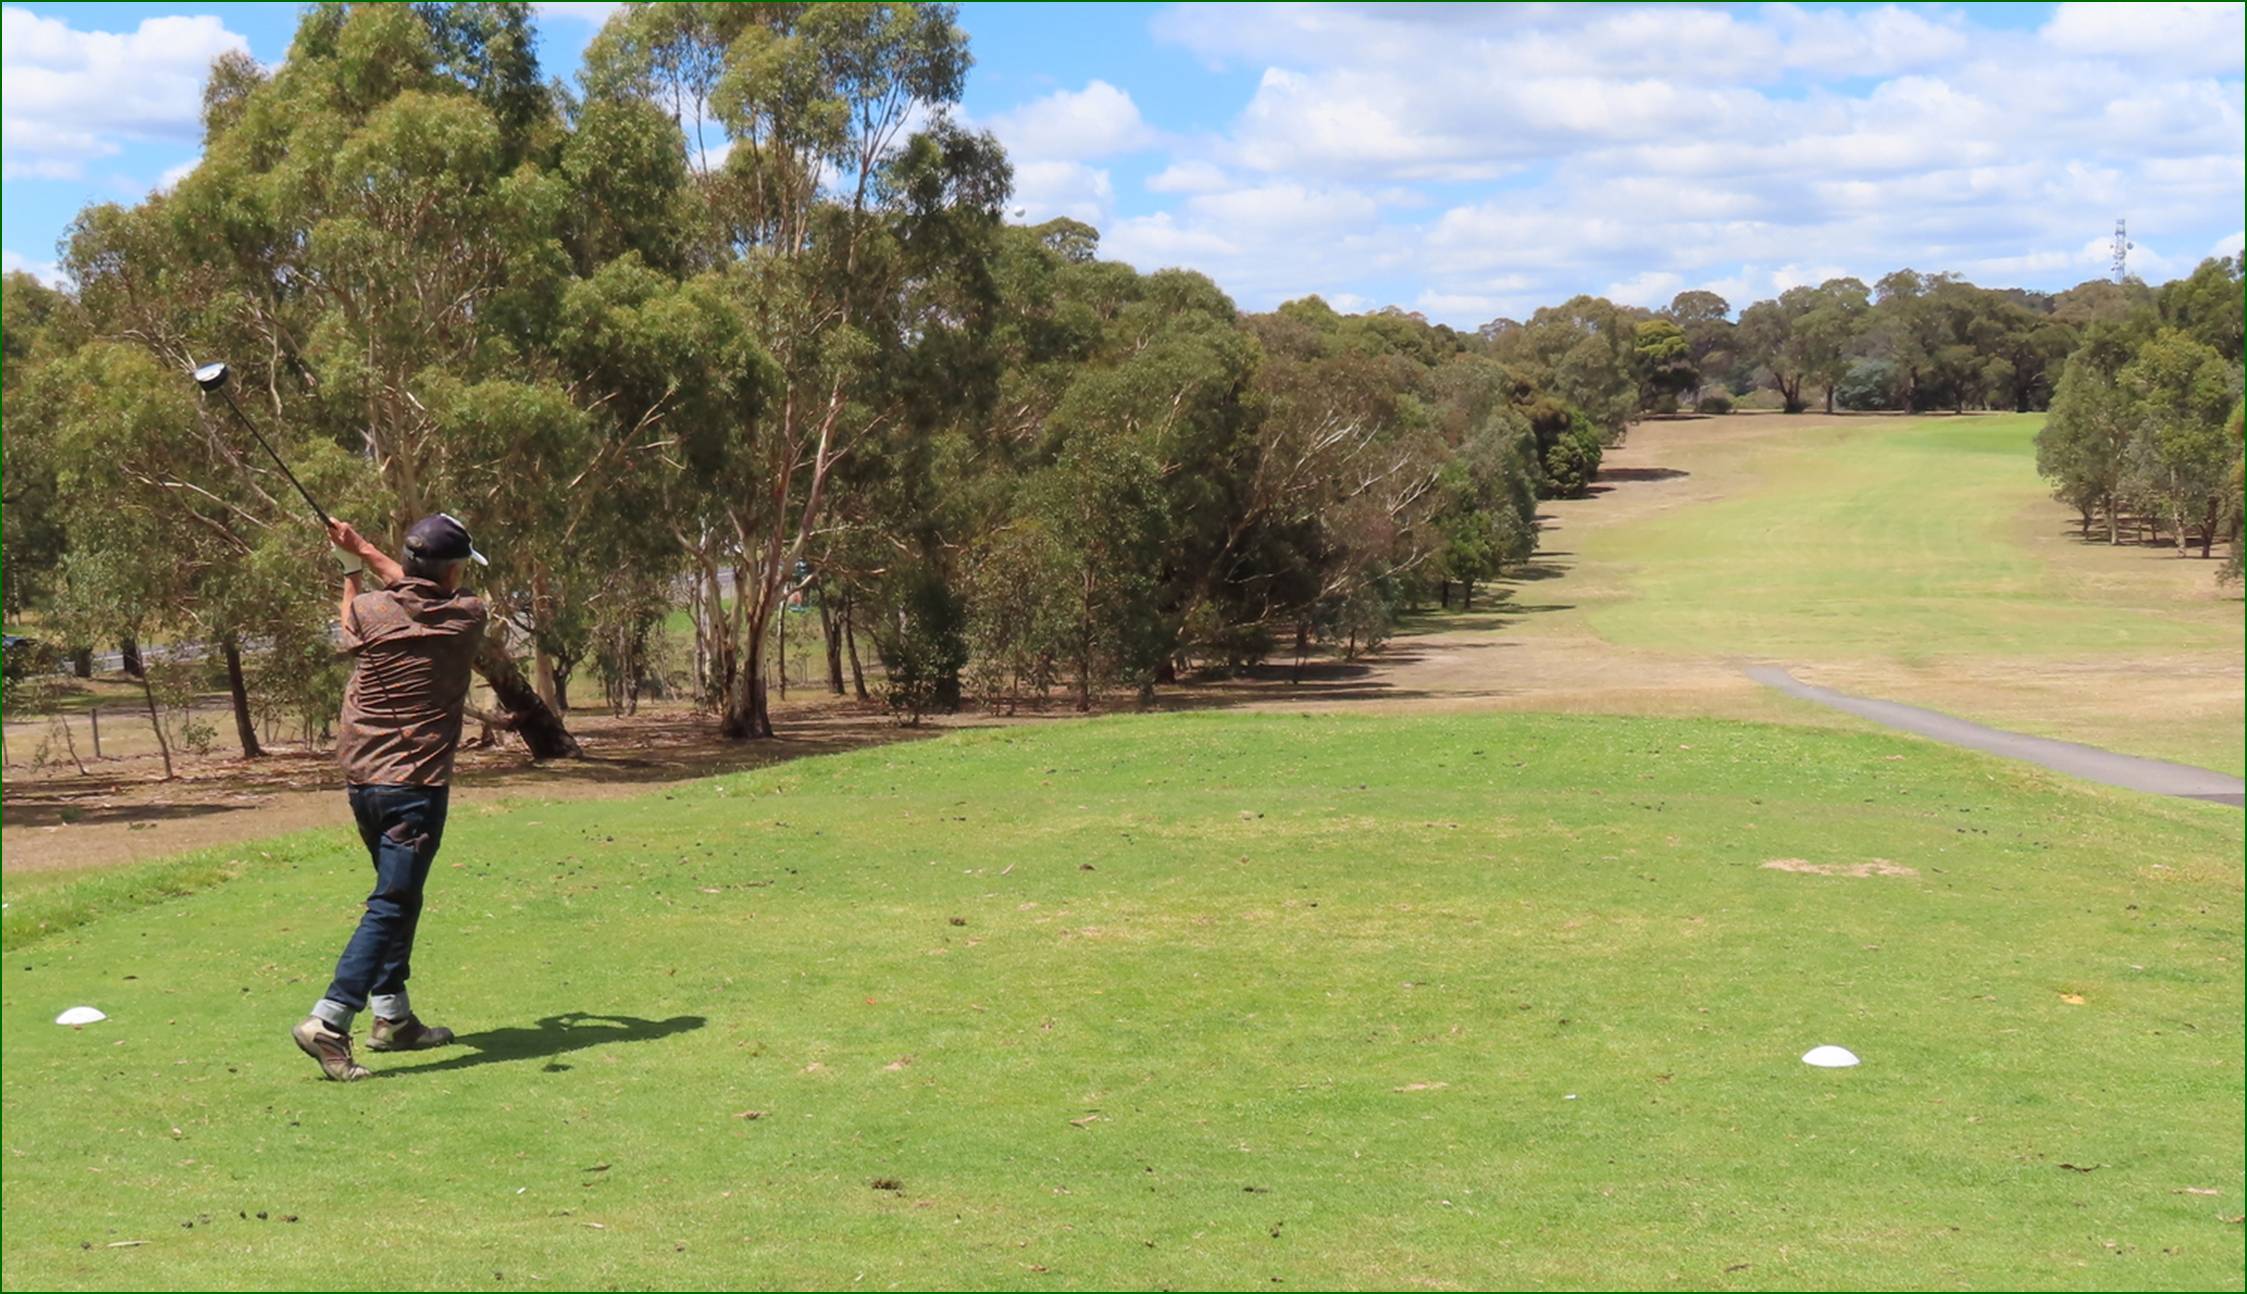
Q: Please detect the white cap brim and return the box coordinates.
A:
[468,547,489,567]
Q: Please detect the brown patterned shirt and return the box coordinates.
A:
[336,578,489,786]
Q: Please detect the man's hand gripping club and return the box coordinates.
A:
[326,519,405,588]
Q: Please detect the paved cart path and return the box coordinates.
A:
[1745,664,2245,807]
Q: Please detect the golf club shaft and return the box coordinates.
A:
[217,389,331,527]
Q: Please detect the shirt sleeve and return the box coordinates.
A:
[338,592,381,655]
[460,596,490,652]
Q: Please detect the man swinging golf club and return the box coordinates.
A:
[291,512,493,1081]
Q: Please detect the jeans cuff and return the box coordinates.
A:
[312,999,355,1031]
[369,991,411,1021]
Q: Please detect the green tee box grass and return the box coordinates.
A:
[1584,415,2239,659]
[4,713,2240,1289]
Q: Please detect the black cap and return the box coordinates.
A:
[403,513,489,567]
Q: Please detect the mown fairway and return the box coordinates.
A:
[1567,414,2245,773]
[4,713,2240,1290]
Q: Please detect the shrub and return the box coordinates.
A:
[1837,360,1894,411]
[178,714,217,757]
[1541,413,1606,497]
[1695,393,1733,415]
[872,569,967,726]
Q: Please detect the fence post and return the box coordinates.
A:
[89,705,101,759]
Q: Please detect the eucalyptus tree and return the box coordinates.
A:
[16,341,339,763]
[70,1,589,755]
[584,2,1006,738]
[1,272,84,625]
[2120,329,2242,557]
[1661,289,1735,405]
[2039,328,2139,543]
[1491,295,1640,438]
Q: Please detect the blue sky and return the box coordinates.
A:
[5,2,2243,325]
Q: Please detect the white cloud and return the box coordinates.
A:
[1010,160,1115,226]
[156,154,199,192]
[2216,230,2246,259]
[1605,270,1684,308]
[1147,160,1230,193]
[2,7,248,181]
[1184,181,1380,234]
[2,249,69,288]
[950,3,2247,325]
[1768,264,1855,294]
[1414,279,1540,321]
[988,80,1154,162]
[1103,211,1243,266]
[1771,4,1973,76]
[2041,2,2247,74]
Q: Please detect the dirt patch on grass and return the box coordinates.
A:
[1761,858,1919,878]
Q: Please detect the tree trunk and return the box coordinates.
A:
[2202,501,2219,559]
[223,635,262,759]
[1462,581,1474,611]
[721,594,776,739]
[120,637,143,678]
[1439,581,1450,609]
[1075,580,1095,712]
[1292,622,1309,684]
[688,570,708,701]
[533,645,557,710]
[776,605,788,700]
[721,660,775,739]
[820,593,846,694]
[843,596,868,700]
[2106,494,2119,546]
[72,647,92,679]
[474,638,580,758]
[138,668,174,780]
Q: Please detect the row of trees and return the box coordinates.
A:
[2035,259,2246,564]
[6,2,2237,768]
[0,2,1585,762]
[1474,261,2239,423]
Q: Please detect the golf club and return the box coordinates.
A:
[192,360,331,527]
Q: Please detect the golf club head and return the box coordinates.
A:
[192,361,231,392]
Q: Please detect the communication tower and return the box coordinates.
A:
[2110,218,2133,283]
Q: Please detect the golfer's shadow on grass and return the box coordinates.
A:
[378,1012,706,1078]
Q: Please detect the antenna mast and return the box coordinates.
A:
[2110,218,2133,283]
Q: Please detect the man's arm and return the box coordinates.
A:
[340,570,361,633]
[326,519,404,586]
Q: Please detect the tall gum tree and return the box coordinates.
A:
[150,3,589,755]
[586,1,1005,739]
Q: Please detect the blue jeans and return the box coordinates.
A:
[312,784,450,1030]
